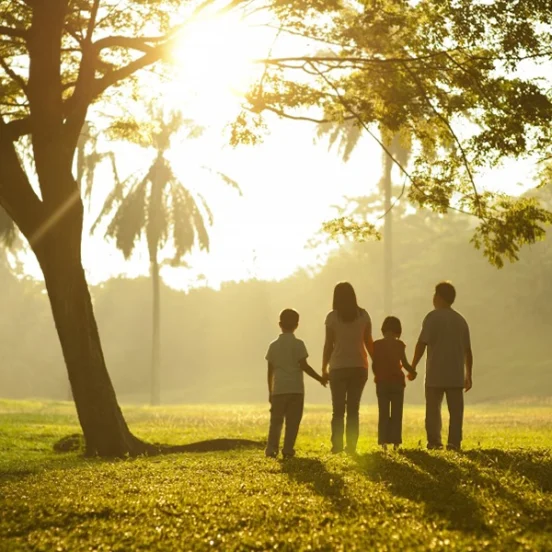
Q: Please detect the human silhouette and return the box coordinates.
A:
[322,282,373,454]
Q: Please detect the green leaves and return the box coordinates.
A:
[472,195,552,268]
[323,216,381,242]
[247,0,552,264]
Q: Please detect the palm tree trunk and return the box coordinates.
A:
[35,222,150,457]
[150,254,161,406]
[383,151,393,315]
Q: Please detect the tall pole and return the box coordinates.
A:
[383,148,393,315]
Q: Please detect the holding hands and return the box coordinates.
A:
[407,371,417,381]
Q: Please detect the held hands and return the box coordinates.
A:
[407,371,417,381]
[319,374,329,388]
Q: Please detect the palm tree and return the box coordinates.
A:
[92,110,240,405]
[379,129,411,314]
[317,121,411,314]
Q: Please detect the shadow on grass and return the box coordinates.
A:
[53,433,264,454]
[280,457,356,513]
[1,437,264,486]
[403,449,552,535]
[463,449,552,493]
[354,450,491,535]
[4,508,122,539]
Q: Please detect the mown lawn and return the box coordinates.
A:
[0,400,551,551]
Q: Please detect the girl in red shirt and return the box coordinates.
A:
[372,316,417,450]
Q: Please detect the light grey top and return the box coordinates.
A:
[325,308,371,370]
[266,333,308,395]
[419,308,471,388]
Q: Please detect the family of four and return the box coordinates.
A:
[265,281,473,458]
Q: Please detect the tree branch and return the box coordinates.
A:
[92,44,172,99]
[85,0,101,43]
[0,56,28,93]
[257,49,552,68]
[4,117,31,140]
[259,104,353,124]
[0,25,27,39]
[93,36,163,54]
[0,116,44,240]
[400,59,484,218]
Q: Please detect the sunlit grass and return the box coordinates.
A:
[0,401,551,551]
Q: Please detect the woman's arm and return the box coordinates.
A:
[322,326,334,378]
[364,323,374,359]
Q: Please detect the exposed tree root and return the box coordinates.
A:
[54,434,264,456]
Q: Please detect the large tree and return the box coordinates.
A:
[0,0,248,456]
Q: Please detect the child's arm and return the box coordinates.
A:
[267,361,274,402]
[300,358,328,387]
[401,350,417,380]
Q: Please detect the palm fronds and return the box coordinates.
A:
[104,177,149,260]
[316,120,363,163]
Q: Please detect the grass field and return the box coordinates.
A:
[0,400,551,551]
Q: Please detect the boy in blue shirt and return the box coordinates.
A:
[265,308,327,458]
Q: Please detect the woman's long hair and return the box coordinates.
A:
[333,282,360,322]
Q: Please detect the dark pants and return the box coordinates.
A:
[376,382,404,445]
[425,387,464,448]
[266,393,304,456]
[329,367,368,453]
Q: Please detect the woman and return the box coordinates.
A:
[322,282,373,454]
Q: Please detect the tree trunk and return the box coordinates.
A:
[34,228,150,457]
[383,151,393,315]
[150,255,161,406]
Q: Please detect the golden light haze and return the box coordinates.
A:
[13,9,540,291]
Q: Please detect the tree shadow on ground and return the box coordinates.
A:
[463,449,552,493]
[354,450,491,535]
[280,457,356,514]
[1,436,264,486]
[53,433,264,454]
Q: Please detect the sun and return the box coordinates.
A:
[167,12,270,122]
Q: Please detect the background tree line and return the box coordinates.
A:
[2,205,550,405]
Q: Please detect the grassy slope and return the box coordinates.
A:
[0,400,551,551]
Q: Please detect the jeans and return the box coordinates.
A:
[425,387,464,448]
[329,367,368,453]
[376,382,404,445]
[266,393,304,456]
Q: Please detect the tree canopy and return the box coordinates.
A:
[241,0,552,266]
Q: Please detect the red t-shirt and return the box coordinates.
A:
[372,338,407,386]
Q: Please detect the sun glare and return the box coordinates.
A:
[168,13,269,122]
